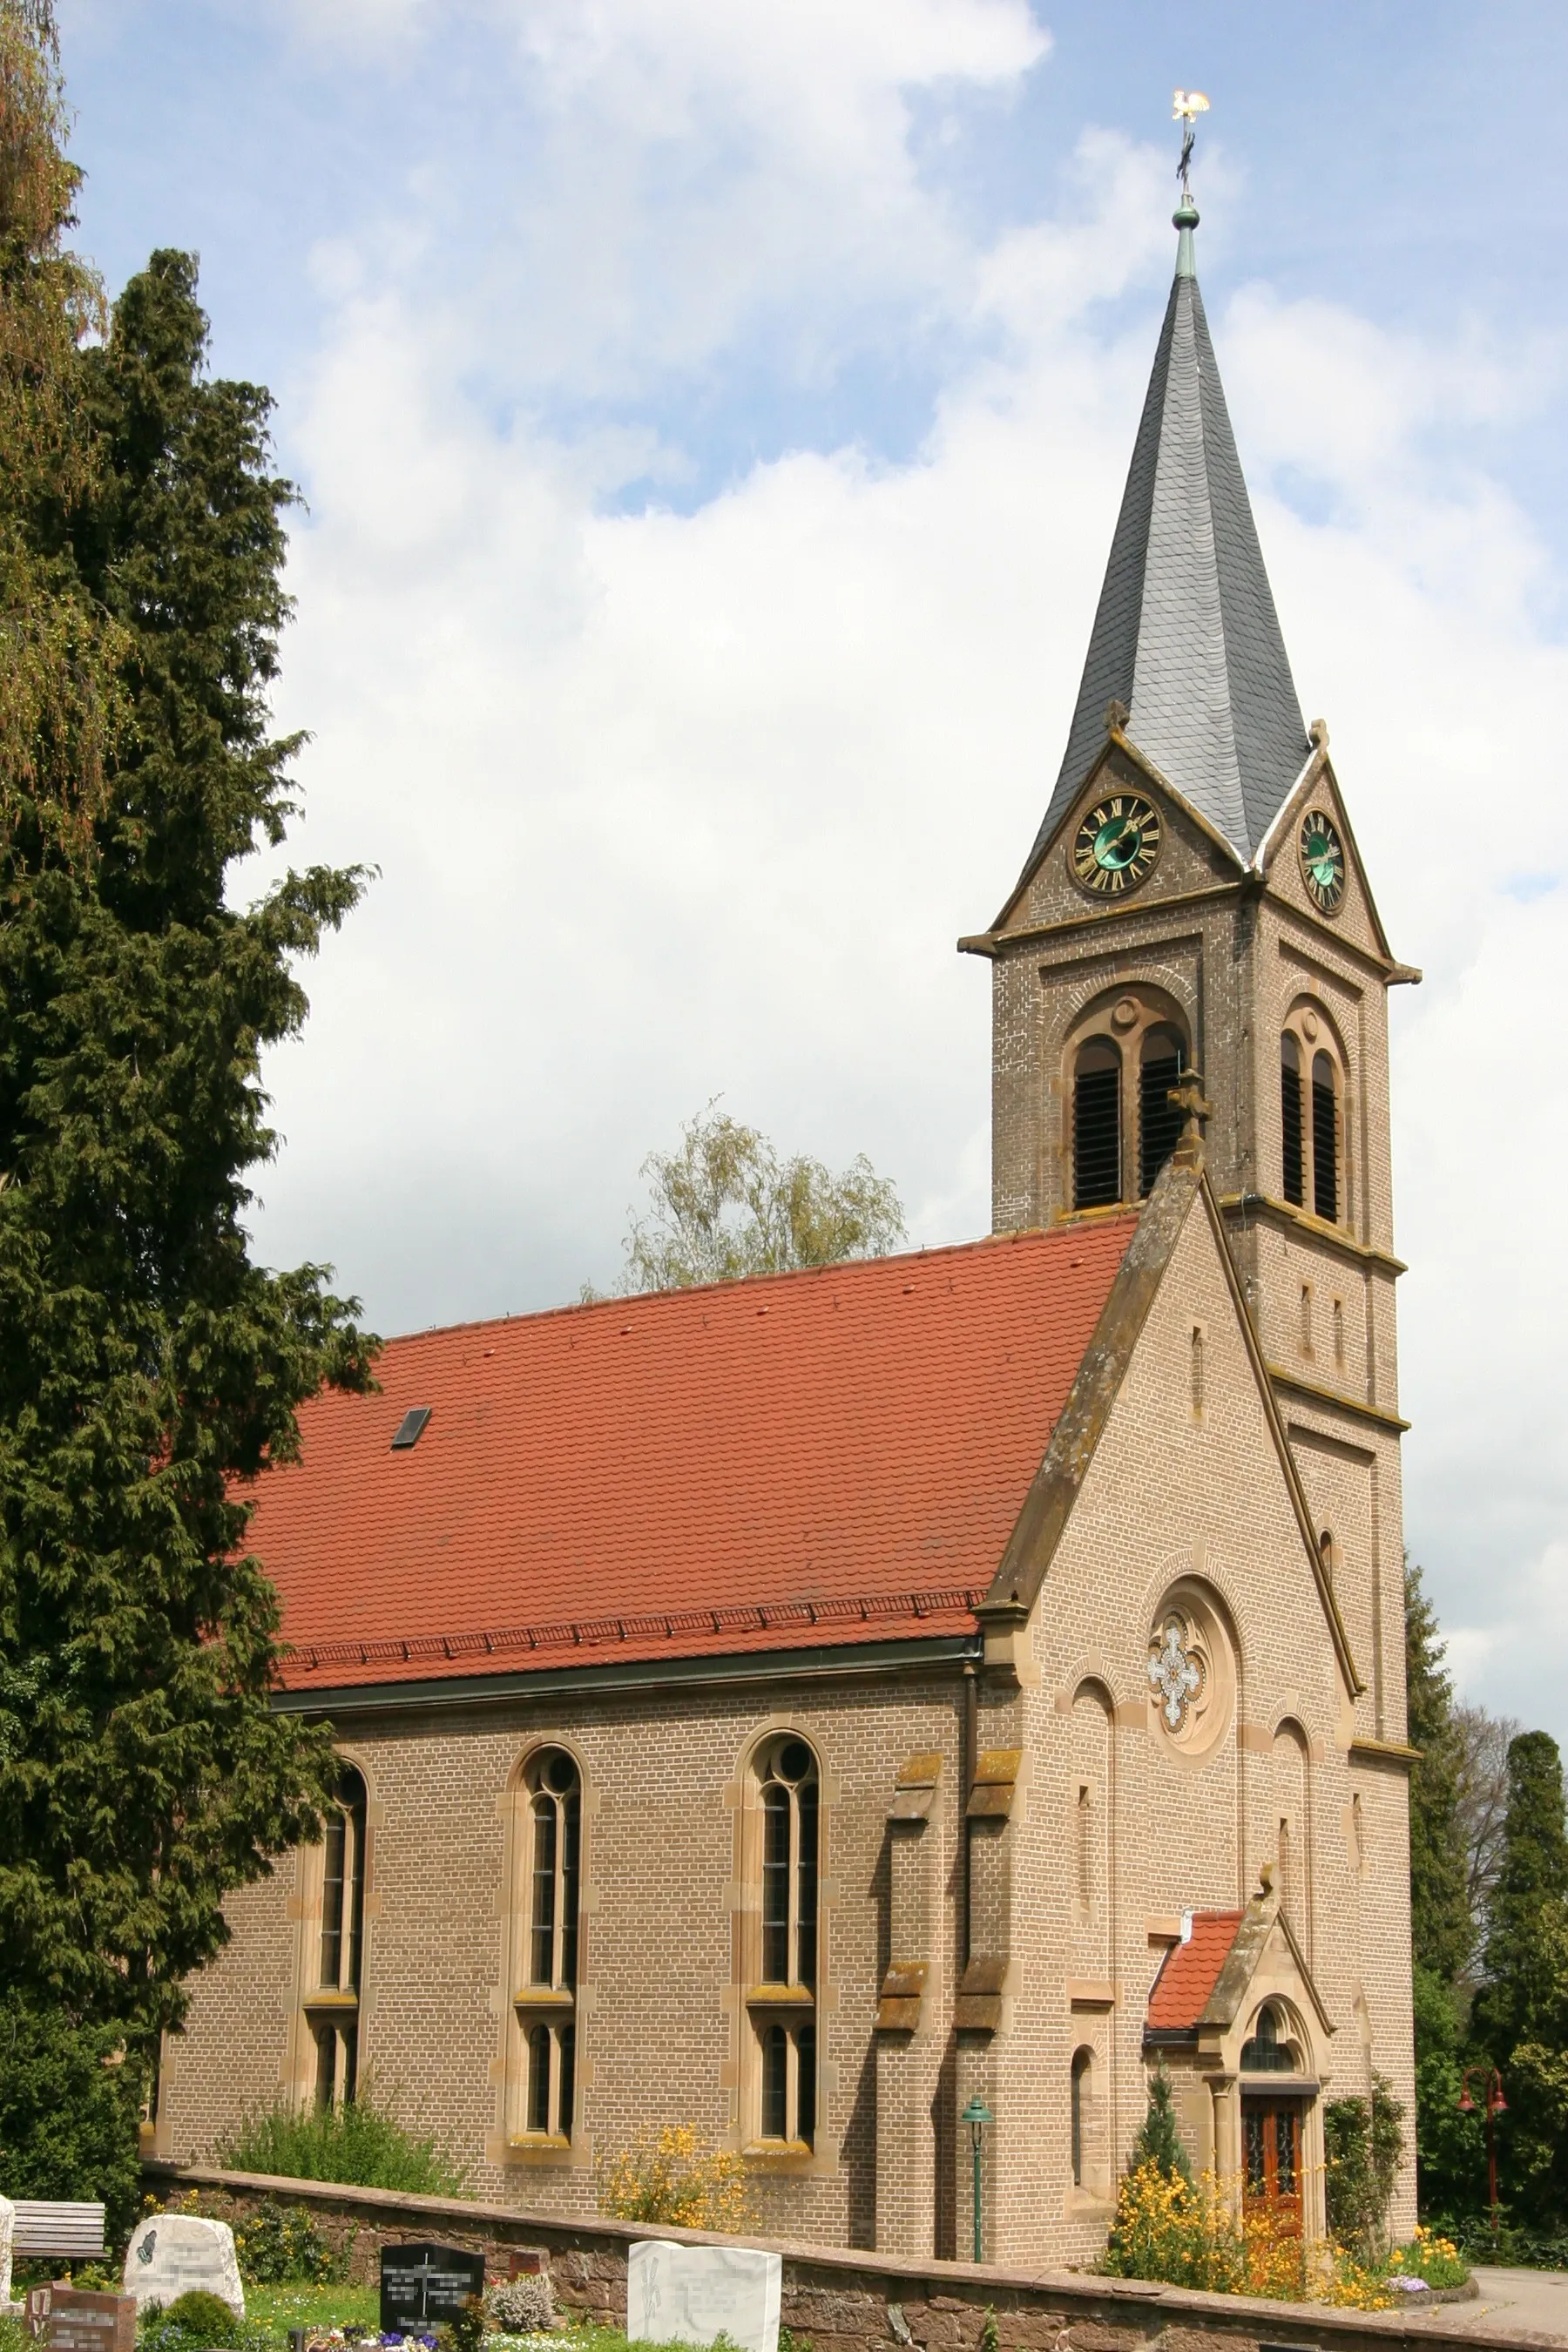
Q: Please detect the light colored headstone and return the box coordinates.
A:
[0,2191,15,2311]
[122,2214,245,2316]
[626,2240,780,2352]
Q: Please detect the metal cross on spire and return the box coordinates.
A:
[1173,88,1209,204]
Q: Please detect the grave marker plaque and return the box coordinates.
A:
[122,2215,244,2315]
[626,2240,781,2352]
[379,2243,485,2335]
[24,2285,137,2352]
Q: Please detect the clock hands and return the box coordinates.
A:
[1097,815,1144,868]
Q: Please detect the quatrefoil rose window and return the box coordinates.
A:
[1149,1616,1204,1731]
[1146,1581,1233,1761]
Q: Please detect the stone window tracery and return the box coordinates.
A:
[1280,1002,1348,1227]
[509,1746,582,2146]
[1145,1581,1234,1763]
[305,1763,367,2109]
[746,1734,820,2149]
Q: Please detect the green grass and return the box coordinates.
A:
[242,2285,382,2337]
[212,2295,790,2352]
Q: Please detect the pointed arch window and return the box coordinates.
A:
[511,1747,582,2143]
[1138,1026,1186,1195]
[1072,1040,1121,1209]
[747,1734,820,2148]
[1240,2004,1297,2073]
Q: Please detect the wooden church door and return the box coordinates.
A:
[1241,2098,1302,2236]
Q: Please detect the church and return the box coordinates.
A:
[151,193,1418,2268]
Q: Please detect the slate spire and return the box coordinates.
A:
[1025,200,1311,871]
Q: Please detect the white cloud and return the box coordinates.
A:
[239,22,1568,1743]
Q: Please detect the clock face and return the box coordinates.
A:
[1071,794,1162,897]
[1299,809,1346,914]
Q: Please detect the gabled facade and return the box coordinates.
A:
[152,194,1416,2269]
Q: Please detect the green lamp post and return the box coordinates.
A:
[961,2095,993,2262]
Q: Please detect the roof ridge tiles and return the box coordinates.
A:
[362,1215,1141,1357]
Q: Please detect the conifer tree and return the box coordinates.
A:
[1128,2065,1193,2185]
[1402,1559,1485,2215]
[0,0,372,2065]
[1470,1734,1568,2227]
[1405,1560,1472,1987]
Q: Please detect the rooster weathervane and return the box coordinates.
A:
[1173,88,1209,204]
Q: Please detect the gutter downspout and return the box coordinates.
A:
[961,1658,977,1968]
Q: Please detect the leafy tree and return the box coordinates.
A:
[1470,1734,1568,2227]
[0,1988,145,2243]
[1410,1958,1485,2223]
[0,0,373,2074]
[1455,1700,1524,1981]
[1126,2064,1193,2186]
[617,1099,904,1293]
[1324,2075,1404,2261]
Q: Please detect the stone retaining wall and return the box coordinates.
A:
[141,2165,1541,2352]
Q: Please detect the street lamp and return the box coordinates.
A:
[962,2095,992,2264]
[1456,2067,1507,2245]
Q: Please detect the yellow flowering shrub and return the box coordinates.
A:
[1101,2161,1394,2308]
[598,2123,754,2233]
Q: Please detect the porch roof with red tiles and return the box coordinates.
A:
[1146,1911,1247,2030]
[246,1215,1139,1693]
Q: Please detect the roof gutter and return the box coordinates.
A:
[271,1628,985,1720]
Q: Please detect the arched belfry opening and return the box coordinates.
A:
[1065,991,1190,1216]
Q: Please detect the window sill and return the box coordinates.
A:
[302,1990,360,2012]
[513,1987,575,2010]
[744,2139,814,2164]
[745,1984,814,2007]
[505,2133,573,2156]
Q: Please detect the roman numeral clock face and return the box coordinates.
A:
[1071,794,1162,896]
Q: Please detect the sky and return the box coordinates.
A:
[57,0,1568,1744]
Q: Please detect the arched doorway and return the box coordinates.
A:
[1239,2002,1311,2237]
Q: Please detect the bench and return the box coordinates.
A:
[11,2203,107,2260]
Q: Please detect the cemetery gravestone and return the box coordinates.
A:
[122,2215,245,2316]
[379,2243,485,2336]
[24,2285,137,2352]
[625,2240,781,2352]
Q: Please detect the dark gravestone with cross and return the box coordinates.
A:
[379,2244,485,2335]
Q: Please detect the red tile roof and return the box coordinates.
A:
[1146,1912,1246,2030]
[246,1217,1138,1693]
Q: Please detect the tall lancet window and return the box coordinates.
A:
[513,1747,582,2143]
[1072,1040,1121,1209]
[748,1735,820,2149]
[310,1764,367,2107]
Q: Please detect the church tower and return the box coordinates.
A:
[963,194,1417,1751]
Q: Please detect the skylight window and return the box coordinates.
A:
[390,1406,432,1450]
